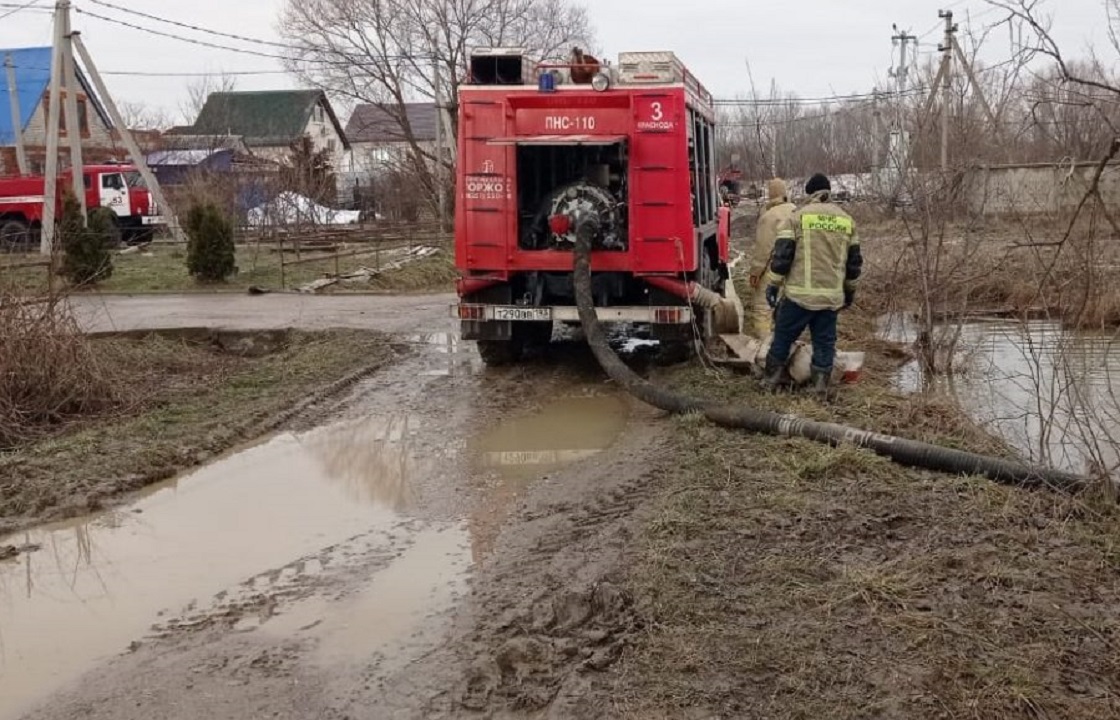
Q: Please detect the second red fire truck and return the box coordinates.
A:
[453,48,731,364]
[0,163,165,250]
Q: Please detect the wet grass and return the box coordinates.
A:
[609,264,1120,719]
[0,243,455,295]
[0,329,395,535]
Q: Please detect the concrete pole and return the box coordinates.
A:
[72,34,185,243]
[62,16,86,220]
[939,10,955,172]
[40,0,66,255]
[4,53,28,175]
[769,128,777,178]
[872,90,881,191]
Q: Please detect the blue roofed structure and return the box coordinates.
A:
[1,46,114,171]
[0,47,53,146]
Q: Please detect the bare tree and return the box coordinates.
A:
[179,73,239,125]
[116,101,173,131]
[278,0,595,216]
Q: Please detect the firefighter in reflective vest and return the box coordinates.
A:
[761,173,863,397]
[748,178,796,337]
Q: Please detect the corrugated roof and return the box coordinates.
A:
[1,46,112,145]
[345,102,437,144]
[147,148,231,166]
[188,90,350,149]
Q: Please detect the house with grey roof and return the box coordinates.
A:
[344,102,438,179]
[174,90,350,173]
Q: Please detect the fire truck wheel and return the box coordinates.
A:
[477,339,521,366]
[0,219,30,252]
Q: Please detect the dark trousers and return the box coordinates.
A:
[766,299,838,371]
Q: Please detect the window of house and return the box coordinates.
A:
[314,104,325,123]
[327,139,337,153]
[45,93,91,138]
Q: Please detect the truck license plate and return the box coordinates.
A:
[491,306,551,321]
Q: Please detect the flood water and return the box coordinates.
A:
[0,379,630,719]
[467,391,629,561]
[882,315,1120,475]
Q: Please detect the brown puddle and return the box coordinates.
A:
[0,414,467,720]
[467,392,629,559]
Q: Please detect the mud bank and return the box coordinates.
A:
[0,328,396,534]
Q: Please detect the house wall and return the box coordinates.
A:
[963,163,1120,216]
[349,139,435,179]
[20,91,114,150]
[304,100,348,172]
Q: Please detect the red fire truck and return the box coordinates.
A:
[453,49,731,365]
[0,164,164,250]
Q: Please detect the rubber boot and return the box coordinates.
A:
[759,355,786,393]
[810,366,832,401]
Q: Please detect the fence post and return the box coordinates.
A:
[279,235,286,290]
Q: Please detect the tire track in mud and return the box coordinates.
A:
[321,399,673,719]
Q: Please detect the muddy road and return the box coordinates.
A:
[3,293,666,719]
[68,292,457,334]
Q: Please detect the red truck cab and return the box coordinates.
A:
[0,163,165,250]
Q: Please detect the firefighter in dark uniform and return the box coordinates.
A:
[761,173,863,397]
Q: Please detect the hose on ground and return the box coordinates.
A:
[570,216,1089,494]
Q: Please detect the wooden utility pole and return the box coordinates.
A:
[4,53,28,175]
[938,9,957,172]
[72,34,183,243]
[40,0,66,255]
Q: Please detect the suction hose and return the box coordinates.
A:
[570,216,1089,494]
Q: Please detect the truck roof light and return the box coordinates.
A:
[591,71,610,92]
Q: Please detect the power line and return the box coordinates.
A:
[0,0,50,20]
[714,87,927,106]
[85,0,294,50]
[72,6,307,63]
[72,6,434,68]
[10,64,287,77]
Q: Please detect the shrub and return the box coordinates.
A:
[185,202,236,282]
[0,292,123,448]
[59,194,115,286]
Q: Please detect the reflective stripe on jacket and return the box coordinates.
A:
[766,192,861,311]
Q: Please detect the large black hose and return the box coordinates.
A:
[570,217,1089,494]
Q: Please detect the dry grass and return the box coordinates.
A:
[367,250,458,292]
[0,293,127,448]
[0,328,394,534]
[605,283,1120,718]
[854,213,1120,330]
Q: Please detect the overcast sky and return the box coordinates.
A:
[0,0,1111,123]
